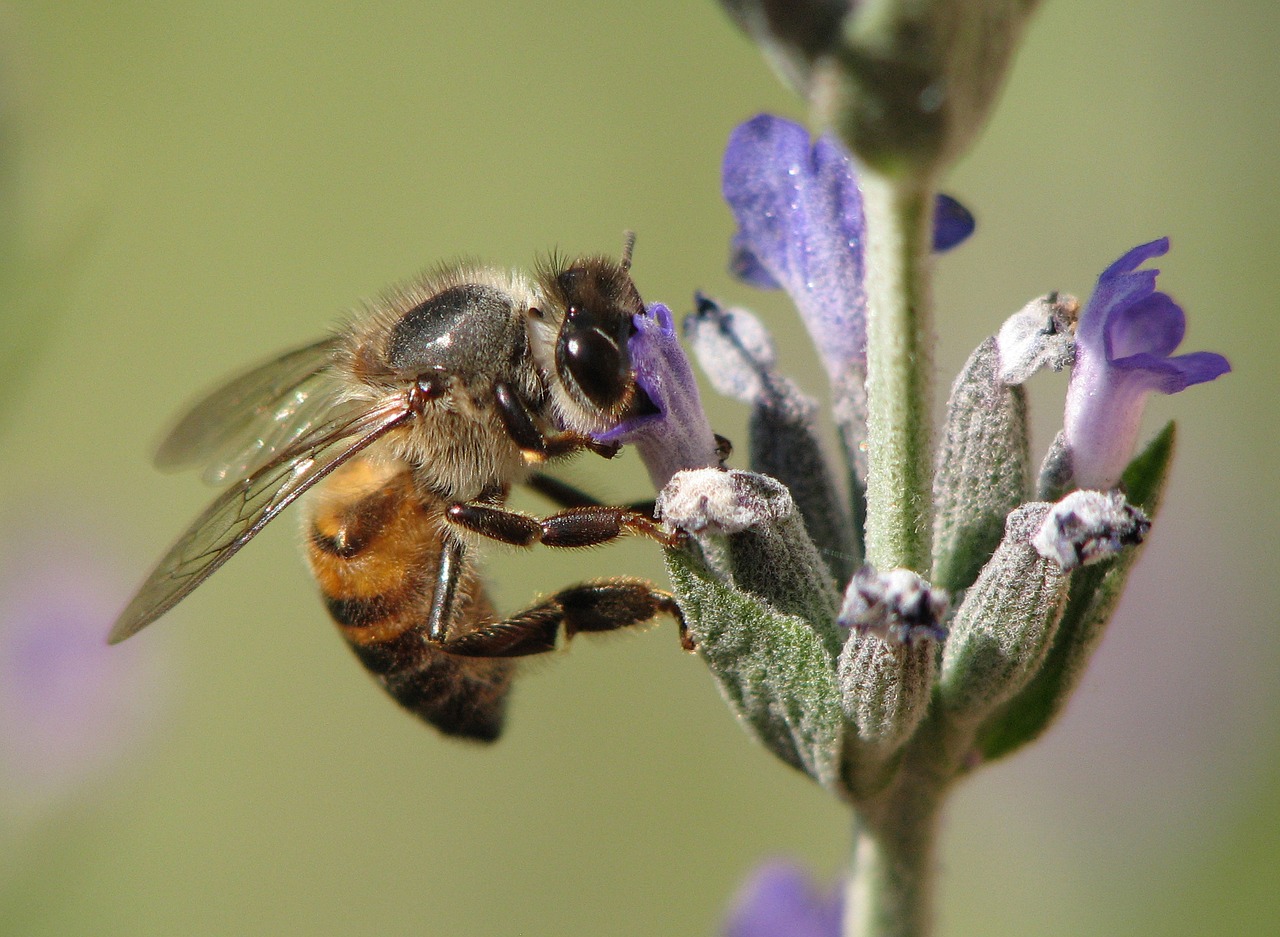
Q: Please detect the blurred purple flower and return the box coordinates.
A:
[0,524,165,818]
[723,860,842,937]
[932,194,976,252]
[722,114,974,383]
[1064,238,1230,490]
[595,303,722,489]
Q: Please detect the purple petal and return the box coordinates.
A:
[723,115,974,381]
[932,194,975,252]
[595,303,720,489]
[730,234,783,289]
[723,114,866,380]
[1064,238,1230,489]
[1100,236,1170,281]
[0,526,166,817]
[1106,291,1185,359]
[723,861,842,937]
[1079,237,1168,347]
[1112,350,1232,394]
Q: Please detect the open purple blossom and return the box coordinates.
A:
[722,114,974,382]
[723,860,842,937]
[594,302,721,489]
[0,525,166,819]
[1064,238,1230,490]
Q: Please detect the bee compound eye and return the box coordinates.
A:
[559,330,629,410]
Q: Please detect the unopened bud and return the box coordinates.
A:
[1033,490,1150,571]
[995,293,1079,386]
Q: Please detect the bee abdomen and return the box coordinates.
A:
[349,625,512,743]
[324,592,399,630]
[305,457,515,741]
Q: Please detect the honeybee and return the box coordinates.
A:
[110,242,690,741]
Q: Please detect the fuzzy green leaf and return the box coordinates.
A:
[749,392,859,585]
[974,423,1176,762]
[665,546,844,789]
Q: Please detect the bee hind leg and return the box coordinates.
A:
[441,578,693,658]
[525,472,656,518]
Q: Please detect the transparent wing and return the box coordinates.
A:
[154,337,347,485]
[111,396,415,644]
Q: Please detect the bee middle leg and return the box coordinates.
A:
[446,501,686,549]
[441,578,693,657]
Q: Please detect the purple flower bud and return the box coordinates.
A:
[722,114,974,383]
[0,526,166,818]
[932,194,976,253]
[1063,238,1231,490]
[594,303,721,490]
[723,860,842,937]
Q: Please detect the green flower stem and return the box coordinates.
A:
[844,710,971,937]
[860,168,936,574]
[845,777,943,937]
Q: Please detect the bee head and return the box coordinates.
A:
[535,253,646,434]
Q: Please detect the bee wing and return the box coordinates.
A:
[111,395,416,644]
[154,337,347,485]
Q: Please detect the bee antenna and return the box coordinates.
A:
[620,230,636,271]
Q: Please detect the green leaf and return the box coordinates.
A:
[838,631,936,796]
[974,423,1176,762]
[665,547,844,789]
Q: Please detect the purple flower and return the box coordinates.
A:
[932,194,976,252]
[1064,238,1231,490]
[723,860,842,937]
[0,525,166,819]
[595,303,722,489]
[722,114,974,383]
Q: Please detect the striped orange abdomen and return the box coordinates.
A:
[304,456,514,741]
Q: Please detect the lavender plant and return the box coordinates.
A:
[603,3,1230,936]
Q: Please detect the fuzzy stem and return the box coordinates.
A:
[845,790,941,937]
[860,170,935,574]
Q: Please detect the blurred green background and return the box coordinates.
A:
[1,2,1276,935]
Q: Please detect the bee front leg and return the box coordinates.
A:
[494,381,619,460]
[441,578,692,657]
